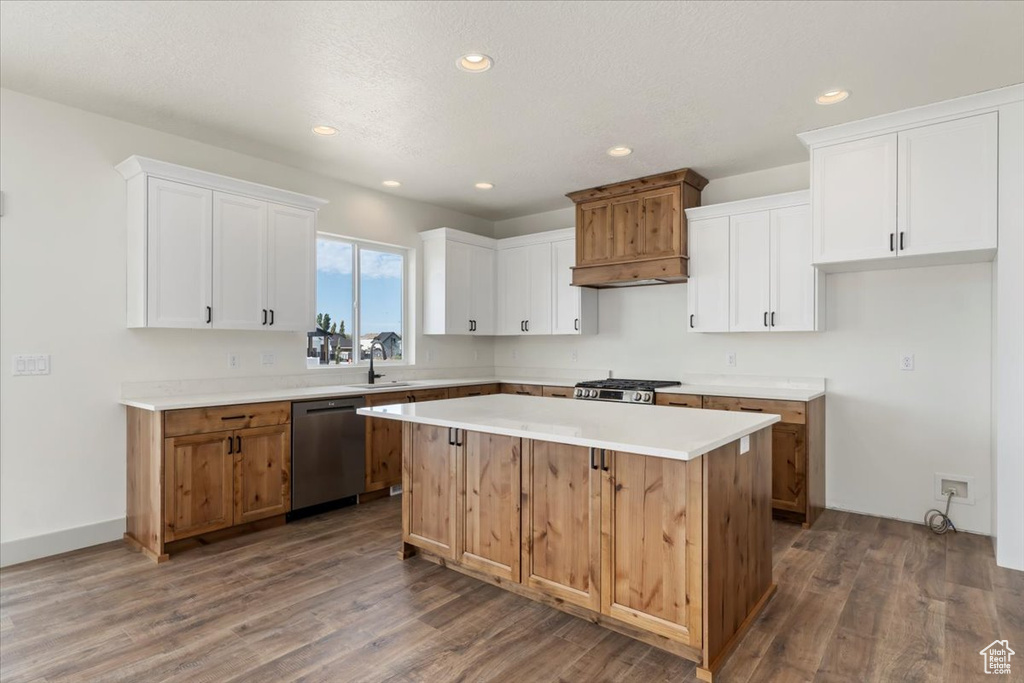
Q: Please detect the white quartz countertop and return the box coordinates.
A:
[357,394,780,462]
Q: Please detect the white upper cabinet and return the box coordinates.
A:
[145,178,213,328]
[118,156,326,330]
[686,217,730,333]
[897,112,998,257]
[467,244,496,335]
[811,134,897,266]
[497,243,551,335]
[421,229,496,335]
[686,191,821,334]
[552,238,597,335]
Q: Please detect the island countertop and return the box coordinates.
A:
[357,393,780,461]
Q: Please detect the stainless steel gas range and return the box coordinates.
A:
[572,378,682,405]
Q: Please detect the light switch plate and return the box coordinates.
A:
[12,354,51,376]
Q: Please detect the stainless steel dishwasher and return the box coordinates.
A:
[291,397,366,515]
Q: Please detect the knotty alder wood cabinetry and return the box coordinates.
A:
[364,387,451,493]
[567,168,709,287]
[126,401,291,561]
[400,425,774,681]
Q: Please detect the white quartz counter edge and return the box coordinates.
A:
[121,377,824,411]
[357,395,781,462]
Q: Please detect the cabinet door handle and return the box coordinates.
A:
[574,317,579,331]
[771,311,775,327]
[589,447,598,470]
[448,427,454,446]
[206,306,212,324]
[262,309,268,325]
[455,429,463,447]
[228,436,233,454]
[890,233,895,252]
[235,435,242,453]
[764,311,768,328]
[600,449,609,471]
[525,320,530,332]
[899,232,905,251]
[269,309,274,326]
[690,314,694,329]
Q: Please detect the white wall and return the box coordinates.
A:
[0,89,495,558]
[494,169,996,535]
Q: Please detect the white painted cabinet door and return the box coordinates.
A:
[267,203,315,332]
[147,178,213,328]
[687,217,730,333]
[524,243,552,335]
[812,134,897,265]
[770,205,817,332]
[445,240,473,334]
[496,246,529,335]
[468,244,495,335]
[552,239,581,335]
[212,192,267,330]
[729,212,771,332]
[897,112,998,257]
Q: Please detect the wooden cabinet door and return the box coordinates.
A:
[365,391,410,491]
[770,204,817,332]
[146,177,213,328]
[403,423,458,559]
[640,186,681,258]
[687,216,730,332]
[812,134,897,265]
[770,423,807,515]
[522,440,601,611]
[610,196,642,262]
[577,200,613,266]
[729,211,771,332]
[164,432,234,540]
[897,112,998,257]
[267,203,315,332]
[601,451,703,647]
[551,239,582,335]
[212,192,267,330]
[234,425,291,524]
[458,431,521,581]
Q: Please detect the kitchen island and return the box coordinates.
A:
[359,394,781,681]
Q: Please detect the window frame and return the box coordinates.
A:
[311,232,409,369]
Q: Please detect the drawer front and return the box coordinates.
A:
[410,388,450,403]
[655,393,703,409]
[164,401,291,437]
[501,383,544,396]
[542,385,574,399]
[448,384,501,399]
[364,391,411,406]
[701,395,805,424]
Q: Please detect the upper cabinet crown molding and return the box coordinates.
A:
[116,156,328,211]
[686,190,809,221]
[797,84,1023,149]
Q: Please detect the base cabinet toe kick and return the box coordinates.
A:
[398,422,775,681]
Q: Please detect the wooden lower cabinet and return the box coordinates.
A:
[365,388,451,493]
[447,383,500,399]
[402,422,458,559]
[234,424,291,524]
[164,432,235,541]
[459,431,521,581]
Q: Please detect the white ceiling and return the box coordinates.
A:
[2,1,1022,220]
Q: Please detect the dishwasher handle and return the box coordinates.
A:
[292,397,366,417]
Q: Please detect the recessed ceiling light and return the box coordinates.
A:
[607,146,633,157]
[474,182,494,190]
[382,180,401,188]
[815,89,850,105]
[457,53,493,72]
[312,125,338,136]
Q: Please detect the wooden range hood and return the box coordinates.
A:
[566,168,708,288]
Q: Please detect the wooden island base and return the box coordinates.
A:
[397,422,776,681]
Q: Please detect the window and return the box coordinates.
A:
[309,235,406,367]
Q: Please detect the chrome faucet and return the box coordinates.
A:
[367,340,387,384]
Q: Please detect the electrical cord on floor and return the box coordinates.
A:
[925,489,957,535]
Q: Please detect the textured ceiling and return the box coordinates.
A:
[2,1,1022,220]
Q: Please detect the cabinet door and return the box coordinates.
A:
[458,431,521,581]
[468,244,495,335]
[687,217,730,333]
[164,432,234,540]
[551,239,581,335]
[212,192,267,330]
[602,451,703,647]
[146,178,213,328]
[770,205,817,332]
[812,134,897,264]
[610,196,642,262]
[577,200,613,266]
[729,212,771,332]
[497,246,529,335]
[521,440,601,611]
[267,204,315,332]
[365,391,410,491]
[640,186,681,258]
[445,241,472,334]
[770,424,806,515]
[524,243,552,335]
[403,423,458,559]
[233,424,291,524]
[897,112,998,257]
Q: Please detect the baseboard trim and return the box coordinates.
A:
[0,517,125,568]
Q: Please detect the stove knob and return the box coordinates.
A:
[589,389,598,398]
[573,388,582,398]
[643,392,652,403]
[633,391,642,402]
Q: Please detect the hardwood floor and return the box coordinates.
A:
[1,497,1021,682]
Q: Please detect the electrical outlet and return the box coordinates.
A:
[228,352,240,370]
[512,349,519,361]
[425,349,433,363]
[900,352,915,371]
[261,352,275,367]
[934,473,975,505]
[570,348,578,362]
[12,354,50,376]
[726,352,737,368]
[473,350,479,362]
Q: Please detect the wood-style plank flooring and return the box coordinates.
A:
[1,497,1022,682]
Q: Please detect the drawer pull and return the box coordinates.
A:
[739,407,764,412]
[220,415,247,421]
